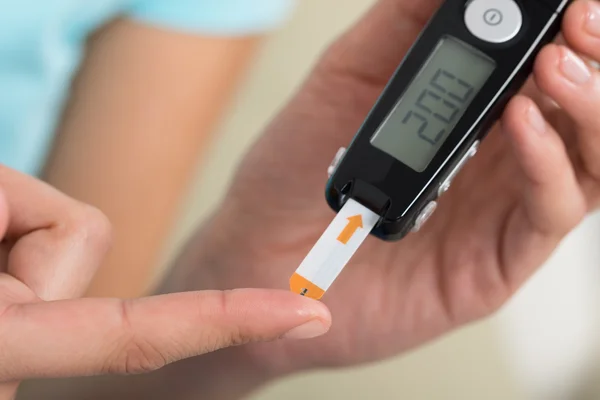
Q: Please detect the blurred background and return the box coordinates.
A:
[4,0,600,398]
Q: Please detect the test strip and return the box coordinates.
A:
[290,199,380,300]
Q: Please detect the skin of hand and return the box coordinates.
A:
[159,0,600,386]
[0,166,331,400]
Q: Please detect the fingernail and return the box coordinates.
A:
[585,1,600,37]
[560,48,592,85]
[527,104,546,135]
[282,319,328,340]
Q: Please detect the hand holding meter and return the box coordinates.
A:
[291,0,572,300]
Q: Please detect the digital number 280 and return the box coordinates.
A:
[402,69,474,145]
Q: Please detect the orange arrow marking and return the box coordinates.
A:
[337,215,363,245]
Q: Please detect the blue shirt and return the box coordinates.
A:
[0,0,294,175]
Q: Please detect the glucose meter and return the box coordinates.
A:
[291,0,572,299]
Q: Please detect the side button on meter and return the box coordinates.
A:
[412,201,438,233]
[438,141,480,196]
[328,147,347,177]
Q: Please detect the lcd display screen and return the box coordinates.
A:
[370,36,496,172]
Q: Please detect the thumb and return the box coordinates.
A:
[0,289,331,380]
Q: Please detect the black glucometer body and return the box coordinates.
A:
[325,0,572,241]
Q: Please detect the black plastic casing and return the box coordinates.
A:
[325,0,571,241]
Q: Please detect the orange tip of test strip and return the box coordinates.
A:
[290,273,325,300]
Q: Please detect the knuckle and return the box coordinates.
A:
[201,326,249,354]
[105,301,168,375]
[63,204,113,255]
[502,95,531,129]
[119,337,168,375]
[213,291,252,348]
[224,325,250,348]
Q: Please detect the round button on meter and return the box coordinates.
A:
[465,0,523,44]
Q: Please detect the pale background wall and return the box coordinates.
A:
[162,0,600,398]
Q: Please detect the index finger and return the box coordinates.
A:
[0,289,331,380]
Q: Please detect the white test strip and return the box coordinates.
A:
[289,198,380,300]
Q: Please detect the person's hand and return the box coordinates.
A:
[0,166,331,400]
[169,0,600,377]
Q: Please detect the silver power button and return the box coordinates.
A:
[465,0,523,44]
